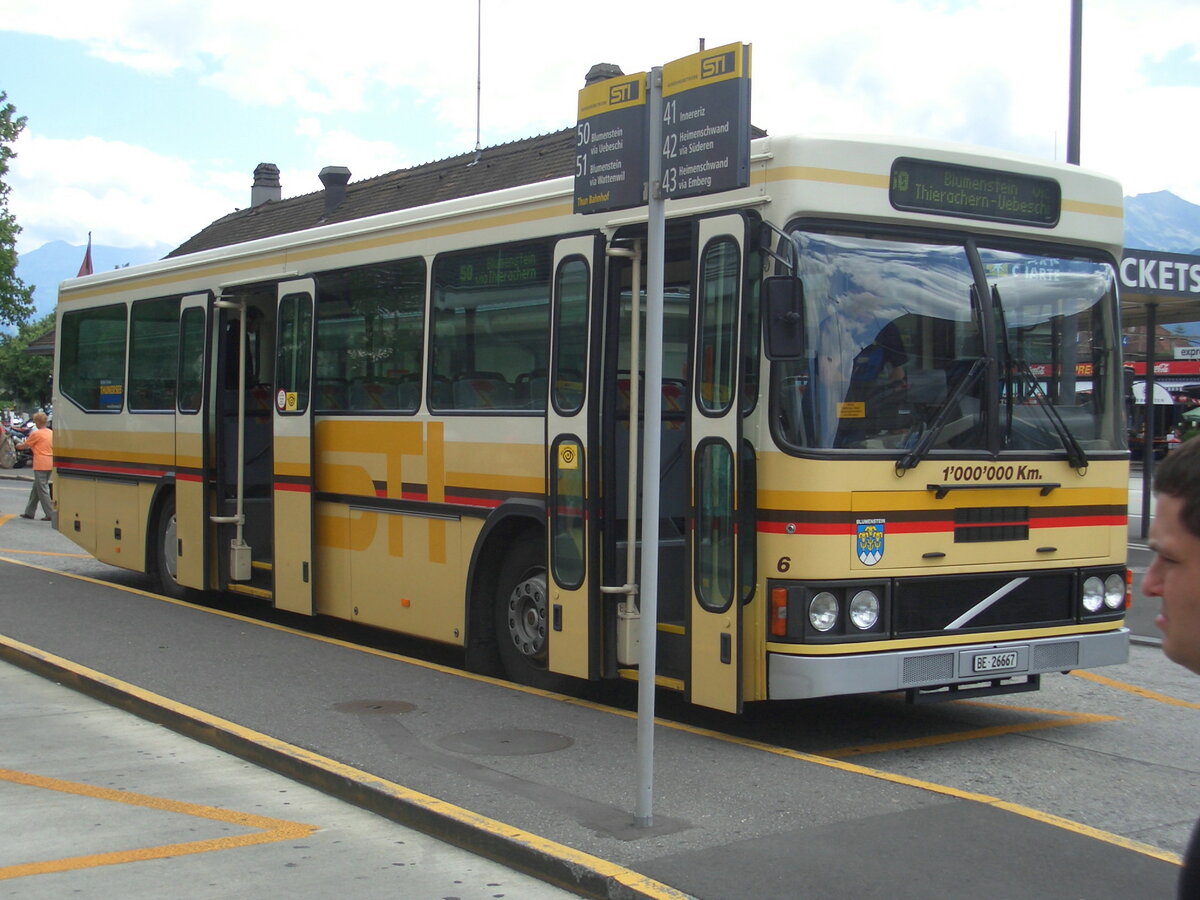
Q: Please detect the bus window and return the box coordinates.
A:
[774,230,979,452]
[276,293,312,413]
[60,304,128,412]
[430,241,551,411]
[551,436,585,588]
[697,237,740,415]
[315,258,426,412]
[552,257,588,414]
[129,296,180,412]
[695,439,735,611]
[178,306,205,414]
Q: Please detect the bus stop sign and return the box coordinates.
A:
[574,72,649,214]
[660,43,751,200]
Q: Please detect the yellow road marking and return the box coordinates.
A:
[0,635,691,900]
[0,546,92,558]
[0,768,315,880]
[1072,669,1200,710]
[819,707,1118,759]
[653,715,1181,866]
[0,555,1181,871]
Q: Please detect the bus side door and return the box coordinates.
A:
[273,279,317,615]
[546,235,603,679]
[688,215,748,712]
[174,292,211,590]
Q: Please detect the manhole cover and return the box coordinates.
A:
[438,729,573,756]
[331,700,416,715]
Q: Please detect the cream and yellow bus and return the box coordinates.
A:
[53,131,1129,712]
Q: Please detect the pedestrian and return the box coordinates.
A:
[1143,434,1200,896]
[16,411,52,521]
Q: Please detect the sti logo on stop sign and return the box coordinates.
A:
[701,51,736,79]
[609,80,639,105]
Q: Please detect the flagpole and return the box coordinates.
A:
[77,232,93,277]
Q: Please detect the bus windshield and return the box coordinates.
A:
[772,228,1124,457]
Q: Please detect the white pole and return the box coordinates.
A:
[635,66,665,828]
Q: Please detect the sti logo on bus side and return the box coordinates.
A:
[701,51,736,79]
[609,80,639,105]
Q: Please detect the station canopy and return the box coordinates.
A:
[1118,248,1200,327]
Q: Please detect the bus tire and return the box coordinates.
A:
[493,539,568,691]
[153,493,188,600]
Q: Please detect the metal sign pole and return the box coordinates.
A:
[635,65,665,828]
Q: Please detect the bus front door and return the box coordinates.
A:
[272,279,317,615]
[545,235,603,679]
[687,214,747,712]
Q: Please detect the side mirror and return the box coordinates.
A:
[763,275,806,360]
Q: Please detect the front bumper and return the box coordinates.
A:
[767,628,1129,700]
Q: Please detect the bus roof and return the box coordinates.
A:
[59,129,1123,302]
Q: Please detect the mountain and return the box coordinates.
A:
[1123,190,1200,254]
[14,240,172,322]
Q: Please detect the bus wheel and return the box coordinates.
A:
[153,494,187,600]
[494,540,563,690]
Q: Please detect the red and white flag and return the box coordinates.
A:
[77,232,93,277]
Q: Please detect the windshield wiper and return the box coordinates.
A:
[896,358,987,474]
[1010,358,1089,471]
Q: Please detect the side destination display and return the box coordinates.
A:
[574,72,648,214]
[890,157,1061,227]
[660,42,751,200]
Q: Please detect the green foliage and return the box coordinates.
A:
[0,311,53,409]
[0,91,35,328]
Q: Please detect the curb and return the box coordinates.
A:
[0,635,690,900]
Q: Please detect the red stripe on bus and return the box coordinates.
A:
[273,482,312,494]
[1031,515,1127,528]
[757,515,1125,535]
[57,462,167,479]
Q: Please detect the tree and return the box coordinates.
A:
[0,92,34,328]
[0,311,53,410]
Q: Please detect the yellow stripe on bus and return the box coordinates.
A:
[58,200,575,306]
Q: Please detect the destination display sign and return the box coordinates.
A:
[889,157,1061,227]
[660,42,751,200]
[574,72,648,214]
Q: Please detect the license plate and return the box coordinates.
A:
[972,651,1019,673]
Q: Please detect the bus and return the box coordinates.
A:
[52,131,1130,713]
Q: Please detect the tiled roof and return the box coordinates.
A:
[167,129,579,258]
[167,123,767,258]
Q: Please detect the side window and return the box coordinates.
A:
[129,296,181,411]
[553,256,588,414]
[430,242,551,411]
[276,292,313,413]
[695,439,735,612]
[177,307,206,414]
[697,237,740,415]
[60,304,128,412]
[551,437,585,588]
[741,238,761,416]
[314,258,426,412]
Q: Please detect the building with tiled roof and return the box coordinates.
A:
[168,128,579,258]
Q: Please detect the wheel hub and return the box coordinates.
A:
[505,571,548,660]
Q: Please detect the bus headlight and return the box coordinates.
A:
[848,590,881,630]
[809,592,839,632]
[1081,576,1104,613]
[1103,573,1126,610]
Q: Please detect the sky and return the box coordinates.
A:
[3,0,1200,255]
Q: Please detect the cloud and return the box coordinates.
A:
[7,0,1200,258]
[8,131,242,251]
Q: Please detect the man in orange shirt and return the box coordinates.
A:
[17,412,53,521]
